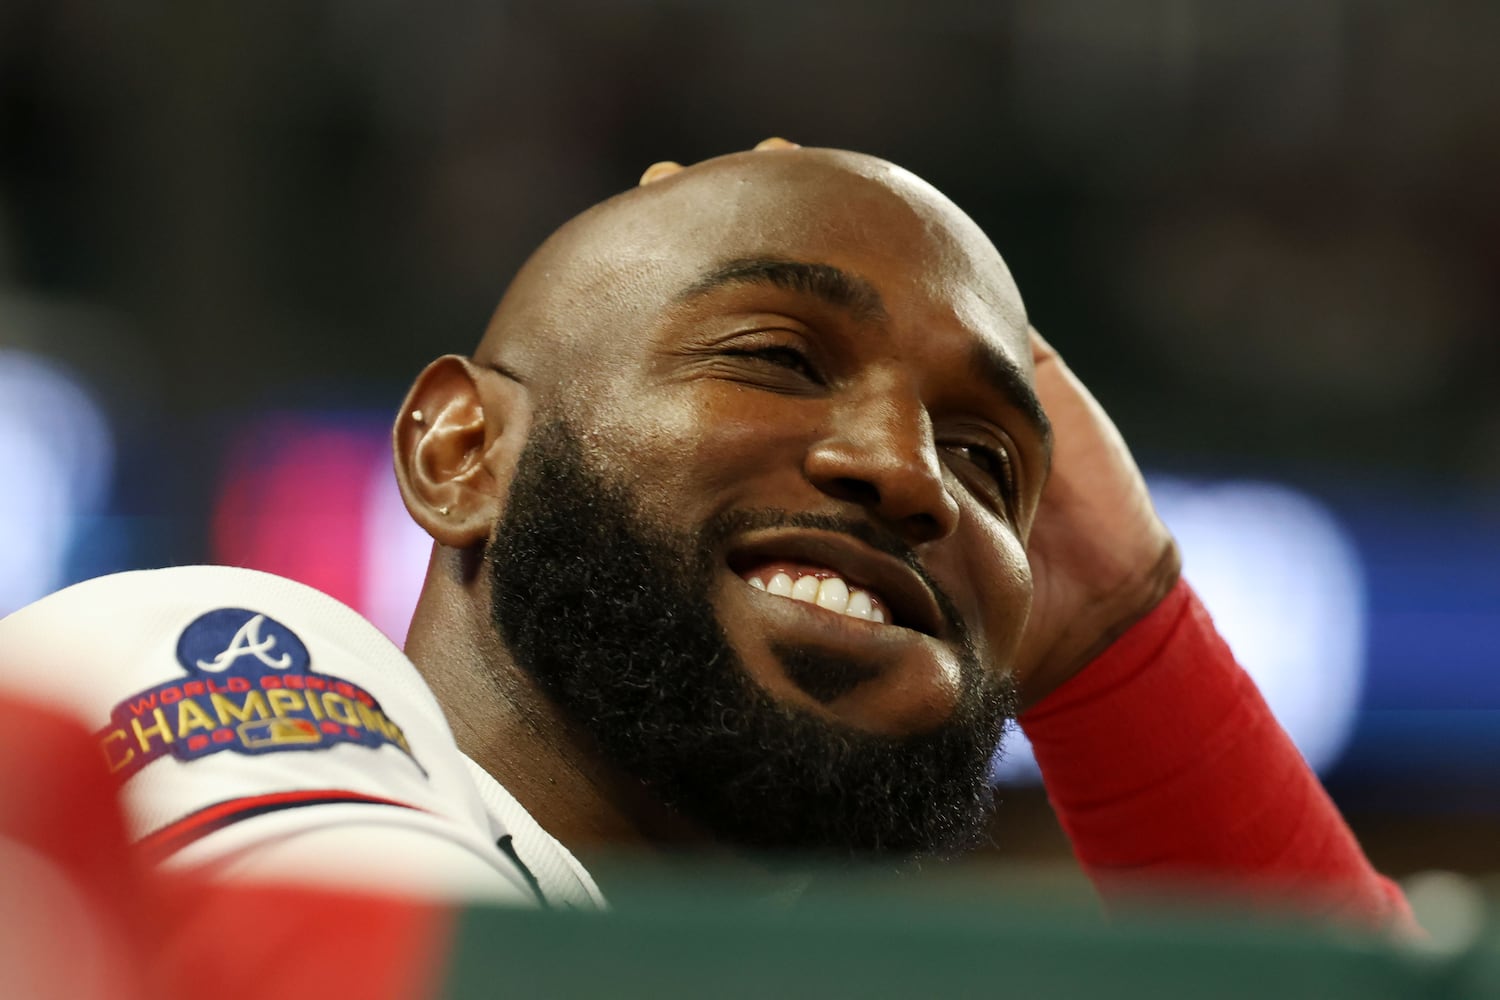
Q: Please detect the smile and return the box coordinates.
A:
[739,563,892,625]
[726,529,945,638]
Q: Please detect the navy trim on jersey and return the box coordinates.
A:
[495,834,549,908]
[139,789,425,863]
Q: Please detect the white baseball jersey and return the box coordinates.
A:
[0,565,604,910]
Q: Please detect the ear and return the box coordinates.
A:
[393,356,530,549]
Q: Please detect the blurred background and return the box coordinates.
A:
[1,0,1496,899]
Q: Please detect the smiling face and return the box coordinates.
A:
[473,149,1050,855]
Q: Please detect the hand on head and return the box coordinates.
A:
[1013,327,1178,710]
[639,137,800,185]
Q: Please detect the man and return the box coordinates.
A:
[0,143,1410,928]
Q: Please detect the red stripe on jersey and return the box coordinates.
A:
[140,788,425,864]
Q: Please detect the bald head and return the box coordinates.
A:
[475,148,1030,414]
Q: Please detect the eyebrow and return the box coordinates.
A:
[680,255,1052,448]
[969,340,1052,450]
[678,257,890,326]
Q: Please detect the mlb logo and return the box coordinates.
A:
[239,717,321,749]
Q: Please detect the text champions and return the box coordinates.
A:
[98,670,413,781]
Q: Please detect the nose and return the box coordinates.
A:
[803,390,961,546]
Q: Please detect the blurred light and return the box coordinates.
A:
[1154,478,1366,771]
[0,351,114,616]
[211,415,386,617]
[211,412,429,645]
[1402,870,1488,956]
[360,448,431,645]
[995,476,1366,783]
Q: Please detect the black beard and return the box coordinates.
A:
[487,417,1015,860]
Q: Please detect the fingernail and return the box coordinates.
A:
[639,161,683,185]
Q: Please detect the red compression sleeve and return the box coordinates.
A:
[1019,580,1416,935]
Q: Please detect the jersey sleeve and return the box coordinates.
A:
[0,566,537,906]
[1019,579,1418,936]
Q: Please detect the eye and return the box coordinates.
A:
[943,442,1018,511]
[723,345,825,386]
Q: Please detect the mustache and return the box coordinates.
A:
[700,507,969,643]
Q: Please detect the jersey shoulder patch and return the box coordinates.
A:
[2,567,542,902]
[100,605,417,781]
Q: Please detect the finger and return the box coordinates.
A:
[753,137,800,151]
[1028,325,1059,366]
[638,161,685,186]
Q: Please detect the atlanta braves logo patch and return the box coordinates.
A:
[98,608,415,781]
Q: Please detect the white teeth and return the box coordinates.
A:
[815,577,849,613]
[746,570,890,626]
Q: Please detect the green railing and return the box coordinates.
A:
[443,868,1496,999]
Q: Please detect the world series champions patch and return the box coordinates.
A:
[98,608,415,780]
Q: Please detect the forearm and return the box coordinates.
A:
[1020,580,1416,935]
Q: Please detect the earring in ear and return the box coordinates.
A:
[439,506,451,516]
[411,409,425,424]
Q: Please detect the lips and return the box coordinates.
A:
[726,530,946,638]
